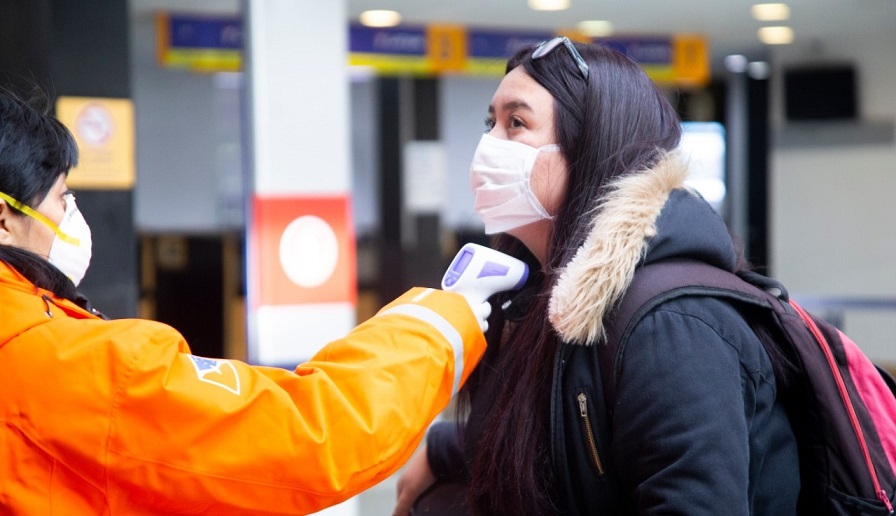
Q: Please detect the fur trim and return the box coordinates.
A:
[548,152,690,344]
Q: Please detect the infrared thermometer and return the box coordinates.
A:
[442,243,529,306]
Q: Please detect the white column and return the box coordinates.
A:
[243,0,356,368]
[724,58,749,248]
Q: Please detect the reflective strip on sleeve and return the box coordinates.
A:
[378,304,464,395]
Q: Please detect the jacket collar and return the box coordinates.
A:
[0,260,95,345]
[547,151,698,345]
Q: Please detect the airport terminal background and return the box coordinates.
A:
[2,1,895,514]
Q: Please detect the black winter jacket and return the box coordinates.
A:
[427,153,801,515]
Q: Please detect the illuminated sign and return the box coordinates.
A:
[154,12,710,84]
[157,13,242,72]
[56,97,135,189]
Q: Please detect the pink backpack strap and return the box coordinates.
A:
[841,330,896,474]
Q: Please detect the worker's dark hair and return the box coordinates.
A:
[0,88,80,301]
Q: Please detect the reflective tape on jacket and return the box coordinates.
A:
[379,299,465,394]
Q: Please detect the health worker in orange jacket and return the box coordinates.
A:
[0,91,489,515]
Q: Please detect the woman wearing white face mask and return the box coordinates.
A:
[468,134,563,236]
[0,91,492,514]
[0,184,92,286]
[394,38,801,516]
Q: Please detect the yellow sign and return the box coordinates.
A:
[673,35,710,87]
[428,25,467,73]
[56,97,136,190]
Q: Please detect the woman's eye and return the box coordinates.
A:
[483,117,495,133]
[509,116,525,129]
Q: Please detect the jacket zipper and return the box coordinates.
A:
[791,301,894,514]
[577,392,605,476]
[42,294,54,317]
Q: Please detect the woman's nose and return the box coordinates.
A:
[488,126,508,140]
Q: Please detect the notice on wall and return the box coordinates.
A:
[56,97,135,190]
[403,140,446,213]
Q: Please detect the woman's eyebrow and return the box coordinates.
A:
[488,100,534,115]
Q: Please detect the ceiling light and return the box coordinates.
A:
[758,26,794,45]
[359,10,401,27]
[748,61,770,79]
[751,3,791,22]
[577,20,614,37]
[724,54,748,73]
[528,0,571,11]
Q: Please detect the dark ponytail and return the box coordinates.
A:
[0,246,104,317]
[0,245,78,300]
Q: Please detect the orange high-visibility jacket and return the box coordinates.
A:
[0,260,486,515]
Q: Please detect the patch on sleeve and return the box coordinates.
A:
[187,355,242,395]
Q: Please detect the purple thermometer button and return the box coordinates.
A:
[444,273,460,287]
[477,261,509,278]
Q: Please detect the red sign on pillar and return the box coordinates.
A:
[251,194,356,308]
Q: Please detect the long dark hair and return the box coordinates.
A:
[461,41,682,515]
[0,89,81,302]
[0,245,79,300]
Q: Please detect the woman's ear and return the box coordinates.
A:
[0,200,18,246]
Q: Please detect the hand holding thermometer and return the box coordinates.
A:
[442,243,529,332]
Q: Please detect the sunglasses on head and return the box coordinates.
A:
[531,36,590,82]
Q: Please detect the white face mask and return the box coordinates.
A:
[469,133,561,235]
[47,195,92,286]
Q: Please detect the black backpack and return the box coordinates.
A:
[600,260,896,515]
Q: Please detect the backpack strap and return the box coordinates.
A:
[599,260,786,412]
[600,260,896,511]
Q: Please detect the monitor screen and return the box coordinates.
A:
[784,65,858,121]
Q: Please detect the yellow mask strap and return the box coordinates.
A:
[0,191,80,246]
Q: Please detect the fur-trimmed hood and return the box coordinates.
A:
[548,151,737,345]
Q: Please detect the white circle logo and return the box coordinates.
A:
[76,104,115,147]
[279,215,339,288]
